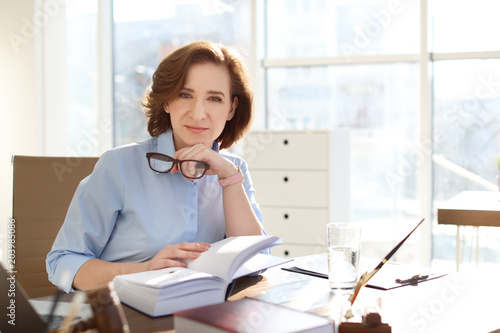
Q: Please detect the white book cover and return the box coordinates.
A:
[113,235,290,317]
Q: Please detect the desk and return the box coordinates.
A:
[437,191,500,270]
[116,254,500,333]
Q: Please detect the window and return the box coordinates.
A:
[266,0,419,58]
[432,0,500,53]
[432,59,500,268]
[41,0,104,157]
[264,0,423,262]
[431,0,500,270]
[263,0,500,267]
[66,1,101,156]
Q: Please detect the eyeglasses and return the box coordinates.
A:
[146,152,210,179]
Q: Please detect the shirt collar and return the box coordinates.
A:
[211,140,220,153]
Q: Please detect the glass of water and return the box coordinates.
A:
[326,222,361,291]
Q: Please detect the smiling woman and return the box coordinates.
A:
[142,41,252,150]
[166,62,238,150]
[46,41,265,293]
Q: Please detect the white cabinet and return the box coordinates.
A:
[235,130,350,258]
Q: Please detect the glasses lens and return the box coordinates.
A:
[180,161,208,179]
[149,154,174,173]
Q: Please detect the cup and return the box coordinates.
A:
[326,222,361,291]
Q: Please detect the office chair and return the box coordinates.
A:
[11,155,98,298]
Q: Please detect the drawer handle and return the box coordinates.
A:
[283,213,289,219]
[283,176,288,182]
[283,139,289,145]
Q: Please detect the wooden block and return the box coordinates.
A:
[339,299,391,333]
[339,322,391,333]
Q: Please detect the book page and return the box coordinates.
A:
[232,253,292,279]
[185,235,281,281]
[116,267,216,288]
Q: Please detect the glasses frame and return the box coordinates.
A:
[146,152,210,179]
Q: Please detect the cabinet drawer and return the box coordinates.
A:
[239,131,328,170]
[252,170,327,207]
[261,207,327,244]
[271,244,326,258]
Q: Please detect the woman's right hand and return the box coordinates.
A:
[147,242,211,270]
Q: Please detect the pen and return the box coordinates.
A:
[346,218,425,316]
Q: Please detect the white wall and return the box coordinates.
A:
[0,0,41,263]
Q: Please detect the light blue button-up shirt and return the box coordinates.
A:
[46,130,264,292]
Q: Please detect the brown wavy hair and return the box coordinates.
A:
[142,41,253,149]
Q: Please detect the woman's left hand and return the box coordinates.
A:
[171,143,238,179]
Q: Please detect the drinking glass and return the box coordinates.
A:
[326,222,361,291]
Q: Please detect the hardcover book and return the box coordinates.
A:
[113,235,289,317]
[174,297,334,333]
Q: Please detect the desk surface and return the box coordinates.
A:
[117,253,500,333]
[437,190,500,227]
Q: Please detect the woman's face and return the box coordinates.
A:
[166,62,238,150]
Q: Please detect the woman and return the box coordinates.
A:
[47,41,265,292]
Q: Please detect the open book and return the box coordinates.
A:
[113,235,289,317]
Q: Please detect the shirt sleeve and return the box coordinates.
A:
[234,158,272,258]
[46,149,125,292]
[236,158,267,234]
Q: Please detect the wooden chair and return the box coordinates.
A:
[12,155,98,298]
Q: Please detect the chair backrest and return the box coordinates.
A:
[12,155,98,298]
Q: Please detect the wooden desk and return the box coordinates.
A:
[118,254,500,333]
[437,191,500,270]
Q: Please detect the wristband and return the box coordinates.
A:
[218,167,244,187]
